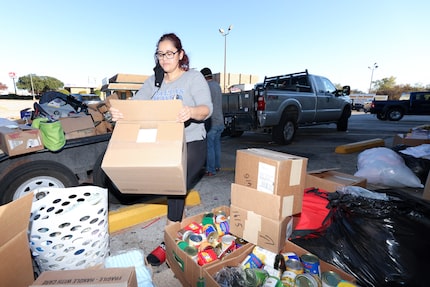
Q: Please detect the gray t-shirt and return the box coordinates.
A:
[134,69,213,142]
[207,80,224,127]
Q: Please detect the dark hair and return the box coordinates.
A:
[157,33,190,71]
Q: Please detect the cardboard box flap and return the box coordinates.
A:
[0,192,33,246]
[110,99,182,121]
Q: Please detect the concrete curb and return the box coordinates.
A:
[108,190,201,233]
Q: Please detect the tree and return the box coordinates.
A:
[16,74,64,95]
[0,82,7,91]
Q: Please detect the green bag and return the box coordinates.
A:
[32,118,66,152]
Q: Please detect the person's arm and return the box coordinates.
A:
[177,105,210,123]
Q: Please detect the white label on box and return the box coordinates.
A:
[289,159,303,186]
[137,129,157,143]
[257,162,276,194]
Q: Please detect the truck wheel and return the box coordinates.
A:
[376,112,387,121]
[272,114,297,145]
[0,161,78,205]
[336,108,351,131]
[386,108,404,121]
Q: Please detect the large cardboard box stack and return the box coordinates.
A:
[30,267,137,287]
[230,148,308,253]
[0,125,43,156]
[101,99,187,195]
[165,206,252,287]
[203,240,356,287]
[0,193,35,287]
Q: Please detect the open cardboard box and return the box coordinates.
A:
[306,169,367,193]
[101,99,187,195]
[164,206,252,287]
[0,125,43,156]
[203,240,356,287]
[0,193,34,287]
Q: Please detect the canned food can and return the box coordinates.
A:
[283,251,300,261]
[184,245,198,262]
[179,230,194,242]
[176,240,188,250]
[281,270,298,287]
[197,248,218,266]
[215,214,228,223]
[235,237,247,248]
[301,253,321,277]
[262,275,283,287]
[321,271,341,287]
[337,281,358,287]
[188,234,203,248]
[294,273,322,287]
[215,220,230,236]
[203,224,218,242]
[198,241,213,252]
[244,268,269,287]
[184,221,203,234]
[241,253,263,269]
[285,258,304,274]
[201,212,214,226]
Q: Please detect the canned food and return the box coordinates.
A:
[262,275,283,287]
[281,270,298,287]
[203,224,218,243]
[285,258,304,274]
[176,240,188,250]
[244,268,269,287]
[283,251,300,261]
[188,234,203,248]
[184,245,198,262]
[198,241,213,252]
[197,248,218,266]
[235,237,247,248]
[215,214,228,223]
[337,281,358,287]
[241,253,264,269]
[301,253,321,277]
[179,230,194,242]
[294,273,322,287]
[321,271,341,287]
[183,221,203,234]
[201,212,214,226]
[215,220,230,236]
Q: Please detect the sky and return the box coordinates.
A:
[1,0,429,94]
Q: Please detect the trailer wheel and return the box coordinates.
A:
[0,161,78,205]
[272,112,297,145]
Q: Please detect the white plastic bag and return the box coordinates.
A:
[354,147,423,188]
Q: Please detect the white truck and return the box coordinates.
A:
[222,70,352,144]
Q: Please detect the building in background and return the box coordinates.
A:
[101,74,148,99]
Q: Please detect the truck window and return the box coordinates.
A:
[314,76,336,94]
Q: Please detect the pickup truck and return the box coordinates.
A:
[222,70,352,144]
[370,91,430,121]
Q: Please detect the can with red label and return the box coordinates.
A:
[197,248,218,266]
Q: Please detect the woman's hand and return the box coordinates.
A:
[109,107,124,122]
[177,106,192,123]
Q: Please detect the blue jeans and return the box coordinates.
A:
[206,124,224,174]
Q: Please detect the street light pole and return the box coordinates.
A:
[219,25,233,93]
[368,62,378,93]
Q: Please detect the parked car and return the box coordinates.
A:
[72,94,102,105]
[363,100,372,113]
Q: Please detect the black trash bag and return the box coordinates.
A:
[392,144,430,184]
[291,187,430,287]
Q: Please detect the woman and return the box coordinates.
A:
[110,33,213,266]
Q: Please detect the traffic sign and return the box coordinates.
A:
[9,72,16,78]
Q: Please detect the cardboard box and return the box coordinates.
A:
[0,193,34,287]
[393,133,430,147]
[60,115,96,140]
[306,169,367,192]
[203,240,356,287]
[101,99,187,195]
[231,183,294,219]
[30,267,137,287]
[235,148,307,215]
[165,206,252,287]
[0,125,43,156]
[229,204,293,253]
